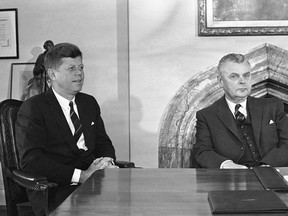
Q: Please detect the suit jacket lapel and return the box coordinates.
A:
[216,96,243,142]
[44,89,79,152]
[247,96,262,146]
[75,95,93,150]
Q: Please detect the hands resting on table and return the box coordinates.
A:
[79,157,118,183]
[221,160,270,169]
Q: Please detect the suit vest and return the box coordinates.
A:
[235,113,261,167]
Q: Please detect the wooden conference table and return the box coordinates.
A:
[50,168,288,216]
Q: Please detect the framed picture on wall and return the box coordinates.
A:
[0,8,19,58]
[198,0,288,36]
[10,63,35,101]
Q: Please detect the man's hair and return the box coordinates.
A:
[217,53,250,75]
[44,43,82,71]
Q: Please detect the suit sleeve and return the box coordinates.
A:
[260,100,288,166]
[193,110,229,168]
[16,100,75,185]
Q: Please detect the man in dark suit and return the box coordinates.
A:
[16,43,117,215]
[193,53,288,169]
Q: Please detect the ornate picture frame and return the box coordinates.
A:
[198,0,288,36]
[0,8,19,58]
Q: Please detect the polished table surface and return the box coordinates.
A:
[50,168,288,216]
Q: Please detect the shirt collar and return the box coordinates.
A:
[225,97,247,117]
[52,88,75,110]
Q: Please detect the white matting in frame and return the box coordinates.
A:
[0,8,19,58]
[10,63,35,101]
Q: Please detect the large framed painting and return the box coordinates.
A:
[10,63,35,101]
[199,0,288,36]
[0,8,19,58]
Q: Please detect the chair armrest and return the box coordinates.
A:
[13,170,58,191]
[115,160,135,168]
[13,170,47,181]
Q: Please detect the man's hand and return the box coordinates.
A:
[221,160,248,169]
[79,157,118,183]
[101,157,119,169]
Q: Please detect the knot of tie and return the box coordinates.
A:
[234,104,245,123]
[69,101,83,141]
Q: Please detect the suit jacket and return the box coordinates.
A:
[16,88,116,184]
[193,96,288,168]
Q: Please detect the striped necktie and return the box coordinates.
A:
[69,101,83,141]
[234,104,245,123]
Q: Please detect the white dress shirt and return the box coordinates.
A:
[52,88,87,183]
[225,98,247,118]
[220,98,247,169]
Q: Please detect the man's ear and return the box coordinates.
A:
[47,68,56,80]
[217,74,223,87]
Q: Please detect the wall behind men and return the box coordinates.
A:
[128,0,288,167]
[0,0,130,161]
[1,0,288,168]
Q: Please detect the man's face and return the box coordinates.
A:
[50,56,84,100]
[217,61,251,103]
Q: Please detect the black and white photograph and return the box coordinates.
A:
[0,1,288,215]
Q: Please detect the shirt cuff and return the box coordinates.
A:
[220,160,233,169]
[71,168,81,183]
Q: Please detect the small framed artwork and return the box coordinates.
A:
[199,0,288,36]
[0,8,19,58]
[10,63,35,101]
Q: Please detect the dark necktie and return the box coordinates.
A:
[234,104,245,123]
[69,101,83,141]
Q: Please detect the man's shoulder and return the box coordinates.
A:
[76,92,97,103]
[249,96,281,106]
[17,93,47,117]
[197,97,223,114]
[21,92,46,106]
[75,92,100,109]
[76,92,94,98]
